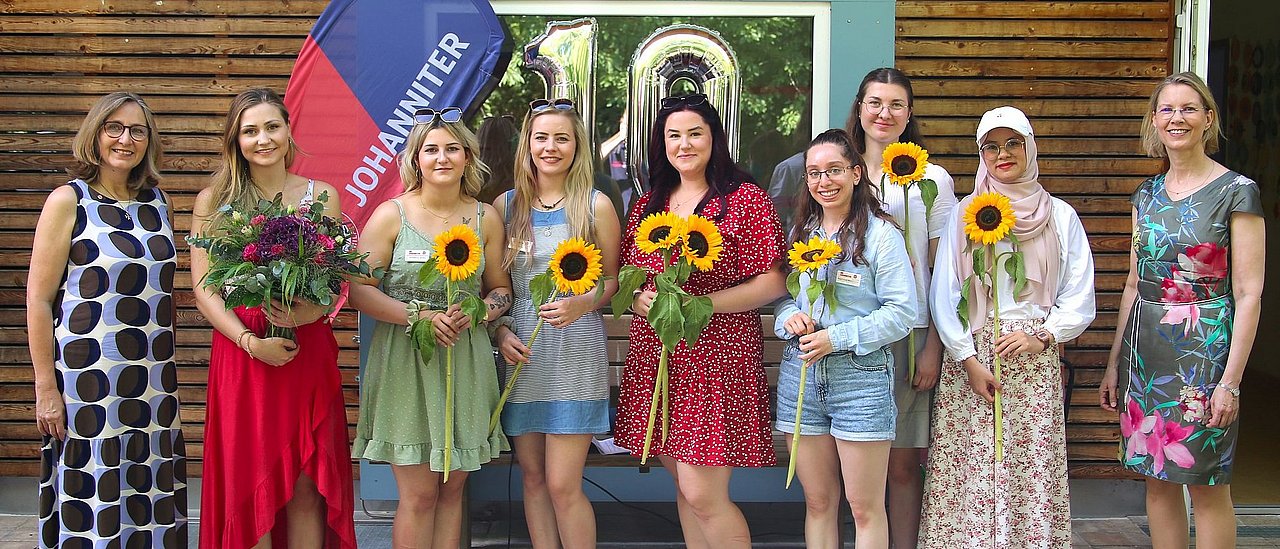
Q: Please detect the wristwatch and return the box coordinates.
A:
[1032,328,1055,350]
[1219,382,1241,398]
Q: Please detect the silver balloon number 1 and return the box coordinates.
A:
[523,21,741,196]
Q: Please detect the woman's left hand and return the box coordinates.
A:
[265,298,327,327]
[1205,385,1239,428]
[797,329,833,363]
[994,329,1046,360]
[539,295,592,329]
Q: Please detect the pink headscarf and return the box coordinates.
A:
[954,106,1060,333]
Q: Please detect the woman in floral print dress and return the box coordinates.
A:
[1102,72,1264,549]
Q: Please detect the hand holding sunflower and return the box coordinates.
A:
[881,142,939,383]
[782,235,843,488]
[958,192,1026,463]
[615,212,725,464]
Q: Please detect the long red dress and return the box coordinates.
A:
[199,307,356,548]
[614,183,785,467]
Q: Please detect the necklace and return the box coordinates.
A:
[1166,166,1215,200]
[90,182,134,220]
[421,199,460,222]
[536,193,566,210]
[670,187,708,211]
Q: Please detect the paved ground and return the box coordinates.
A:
[2,507,1278,548]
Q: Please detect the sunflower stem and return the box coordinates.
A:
[488,317,546,436]
[786,358,812,489]
[903,183,916,384]
[989,246,1004,463]
[443,279,455,482]
[640,346,670,465]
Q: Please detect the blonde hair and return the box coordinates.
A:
[1141,71,1223,157]
[398,120,488,197]
[207,89,300,219]
[67,92,163,191]
[503,110,596,270]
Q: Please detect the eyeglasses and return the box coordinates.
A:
[102,121,149,141]
[861,99,909,115]
[805,166,854,182]
[529,98,575,113]
[1154,105,1206,119]
[413,107,463,125]
[979,138,1026,159]
[661,93,708,109]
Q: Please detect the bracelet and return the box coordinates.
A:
[1218,382,1240,398]
[243,335,256,359]
[235,329,253,351]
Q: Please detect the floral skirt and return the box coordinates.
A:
[920,318,1069,549]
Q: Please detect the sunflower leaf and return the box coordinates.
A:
[461,295,487,328]
[786,271,802,300]
[822,280,839,313]
[410,319,438,366]
[918,178,938,219]
[418,257,441,288]
[1007,232,1021,248]
[681,295,714,348]
[806,279,824,310]
[972,246,988,283]
[1006,252,1028,297]
[530,271,555,307]
[649,291,686,349]
[958,277,972,330]
[611,266,648,318]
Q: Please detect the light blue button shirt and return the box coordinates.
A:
[774,216,917,356]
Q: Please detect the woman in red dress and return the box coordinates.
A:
[616,93,787,549]
[190,89,357,548]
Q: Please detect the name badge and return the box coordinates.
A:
[508,238,533,254]
[835,270,861,287]
[404,249,432,263]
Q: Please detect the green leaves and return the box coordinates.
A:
[957,277,971,330]
[681,295,714,348]
[1003,251,1027,298]
[612,265,648,319]
[410,316,438,366]
[649,291,685,349]
[530,271,555,307]
[417,257,441,288]
[918,178,939,219]
[785,270,801,300]
[461,295,487,329]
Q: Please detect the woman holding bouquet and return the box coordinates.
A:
[617,94,787,549]
[192,89,356,548]
[775,128,916,549]
[1100,72,1263,549]
[842,67,958,549]
[491,98,621,548]
[350,108,511,548]
[920,106,1095,547]
[29,92,187,548]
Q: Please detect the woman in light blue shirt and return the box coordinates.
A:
[775,129,916,548]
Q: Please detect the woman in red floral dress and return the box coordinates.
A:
[616,93,787,549]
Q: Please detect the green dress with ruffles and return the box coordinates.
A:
[353,199,508,471]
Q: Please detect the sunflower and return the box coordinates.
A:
[962,192,1017,246]
[433,224,482,281]
[635,211,685,254]
[549,237,604,295]
[681,215,723,271]
[882,142,929,186]
[788,236,842,273]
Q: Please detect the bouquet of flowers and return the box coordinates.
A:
[615,212,723,464]
[405,224,488,481]
[488,237,606,435]
[783,235,842,488]
[958,191,1024,462]
[187,191,377,340]
[881,142,939,382]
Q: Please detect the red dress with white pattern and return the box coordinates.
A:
[614,183,785,467]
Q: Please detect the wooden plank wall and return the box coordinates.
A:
[896,0,1171,477]
[0,1,1172,479]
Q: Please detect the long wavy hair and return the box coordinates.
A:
[67,92,163,191]
[207,89,300,219]
[504,109,596,270]
[789,129,892,267]
[844,67,926,158]
[641,96,753,221]
[398,117,488,197]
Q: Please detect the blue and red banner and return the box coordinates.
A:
[285,0,509,228]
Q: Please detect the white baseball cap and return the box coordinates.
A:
[976,106,1033,144]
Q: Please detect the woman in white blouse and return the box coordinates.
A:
[919,106,1095,548]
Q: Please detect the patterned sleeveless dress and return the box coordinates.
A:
[39,179,186,548]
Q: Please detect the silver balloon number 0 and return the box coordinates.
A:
[523,22,741,196]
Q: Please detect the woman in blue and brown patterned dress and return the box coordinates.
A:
[28,92,186,548]
[1101,72,1264,549]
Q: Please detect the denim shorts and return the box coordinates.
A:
[774,343,897,441]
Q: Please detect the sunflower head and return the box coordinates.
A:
[882,142,929,186]
[636,211,686,254]
[433,224,482,281]
[549,237,604,295]
[788,236,842,273]
[681,215,724,271]
[962,192,1017,246]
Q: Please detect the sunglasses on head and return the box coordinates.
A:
[413,107,463,125]
[529,98,575,113]
[661,93,708,109]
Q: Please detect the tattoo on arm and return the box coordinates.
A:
[487,292,512,311]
